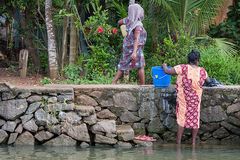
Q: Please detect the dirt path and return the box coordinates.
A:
[0,68,42,86]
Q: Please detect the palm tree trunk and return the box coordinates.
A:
[45,0,58,79]
[61,16,69,70]
[69,17,78,64]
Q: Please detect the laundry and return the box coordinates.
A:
[134,135,157,142]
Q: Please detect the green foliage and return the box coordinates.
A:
[40,77,52,85]
[209,2,240,47]
[144,35,197,83]
[200,47,240,84]
[63,64,81,81]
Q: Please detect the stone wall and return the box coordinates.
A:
[0,83,240,147]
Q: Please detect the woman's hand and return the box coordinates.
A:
[131,52,137,61]
[162,63,167,69]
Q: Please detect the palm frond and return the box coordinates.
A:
[214,38,238,56]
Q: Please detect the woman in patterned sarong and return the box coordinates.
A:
[112,3,147,85]
[162,50,209,145]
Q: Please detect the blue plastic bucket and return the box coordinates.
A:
[151,66,171,88]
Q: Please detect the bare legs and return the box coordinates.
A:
[112,67,145,85]
[112,70,123,84]
[192,128,199,146]
[177,125,199,146]
[177,125,184,144]
[138,67,145,85]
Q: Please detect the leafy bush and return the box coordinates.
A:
[200,47,240,84]
[144,35,197,84]
[63,64,81,81]
[40,77,52,85]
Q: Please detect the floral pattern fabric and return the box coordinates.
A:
[174,64,208,129]
[117,18,147,71]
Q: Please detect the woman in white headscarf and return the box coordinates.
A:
[112,3,147,85]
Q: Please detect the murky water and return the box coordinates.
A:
[0,144,240,160]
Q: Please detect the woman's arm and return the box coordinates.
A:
[162,63,177,75]
[118,19,124,26]
[131,29,140,60]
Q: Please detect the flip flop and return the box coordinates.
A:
[134,135,156,142]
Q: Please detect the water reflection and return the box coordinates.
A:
[0,144,240,160]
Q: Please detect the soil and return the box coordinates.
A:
[0,68,42,86]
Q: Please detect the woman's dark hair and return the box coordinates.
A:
[188,50,200,65]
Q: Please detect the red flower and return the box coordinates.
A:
[97,26,104,33]
[112,28,118,34]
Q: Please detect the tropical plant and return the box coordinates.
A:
[209,1,240,47]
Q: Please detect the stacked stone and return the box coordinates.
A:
[0,84,78,146]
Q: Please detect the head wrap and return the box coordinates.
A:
[127,4,144,35]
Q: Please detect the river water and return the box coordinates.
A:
[0,144,240,160]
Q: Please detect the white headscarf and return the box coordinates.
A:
[127,4,144,35]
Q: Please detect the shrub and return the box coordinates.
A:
[63,64,81,81]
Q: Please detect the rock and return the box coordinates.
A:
[2,91,16,100]
[200,123,220,133]
[43,134,76,146]
[200,132,212,141]
[15,124,23,134]
[80,142,90,148]
[59,111,81,125]
[23,119,38,133]
[15,131,34,145]
[75,105,95,116]
[120,111,141,123]
[147,117,165,134]
[35,131,54,142]
[0,129,8,144]
[115,141,132,148]
[45,103,74,112]
[90,91,102,98]
[47,125,61,135]
[62,123,90,142]
[116,125,134,141]
[202,137,220,145]
[133,140,153,147]
[0,119,6,127]
[221,121,240,135]
[221,135,240,145]
[91,120,116,134]
[109,107,125,117]
[0,99,28,120]
[97,109,117,120]
[139,101,158,120]
[162,131,176,142]
[8,133,18,144]
[48,97,57,103]
[76,95,98,106]
[133,123,146,135]
[212,127,229,139]
[163,115,177,132]
[18,92,31,99]
[35,109,58,126]
[95,106,102,112]
[227,103,240,114]
[106,133,117,138]
[20,114,33,124]
[26,102,41,114]
[83,114,97,125]
[57,94,74,103]
[235,112,240,119]
[201,106,227,123]
[2,121,17,132]
[113,92,138,111]
[95,134,117,145]
[100,99,113,107]
[227,116,240,127]
[27,95,42,103]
